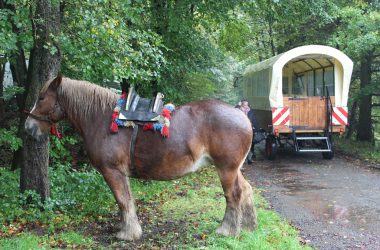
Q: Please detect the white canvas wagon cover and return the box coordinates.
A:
[242,45,353,109]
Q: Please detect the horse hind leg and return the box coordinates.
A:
[100,167,142,241]
[215,165,242,236]
[215,165,257,236]
[238,171,257,231]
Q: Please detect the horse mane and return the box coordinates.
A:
[57,77,118,118]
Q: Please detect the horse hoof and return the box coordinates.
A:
[116,226,142,241]
[242,221,257,231]
[216,225,239,236]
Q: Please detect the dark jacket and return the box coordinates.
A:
[247,109,258,130]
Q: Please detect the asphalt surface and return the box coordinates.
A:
[243,146,380,250]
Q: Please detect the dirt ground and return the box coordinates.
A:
[243,146,380,250]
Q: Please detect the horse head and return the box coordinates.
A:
[25,75,66,140]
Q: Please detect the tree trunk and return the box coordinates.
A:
[0,63,5,124]
[10,51,29,170]
[356,54,373,142]
[10,51,28,111]
[20,0,61,201]
[346,100,358,139]
[2,0,31,170]
[268,19,276,56]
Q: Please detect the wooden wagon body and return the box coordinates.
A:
[240,45,353,159]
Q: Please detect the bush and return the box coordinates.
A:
[0,163,114,230]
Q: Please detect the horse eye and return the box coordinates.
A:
[38,96,45,101]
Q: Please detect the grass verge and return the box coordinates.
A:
[335,137,380,164]
[0,165,312,249]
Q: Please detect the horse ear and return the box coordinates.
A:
[50,74,63,90]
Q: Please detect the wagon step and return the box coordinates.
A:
[295,136,329,140]
[294,135,332,153]
[298,149,332,152]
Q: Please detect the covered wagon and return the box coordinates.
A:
[240,45,353,159]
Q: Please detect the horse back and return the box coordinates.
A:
[131,100,252,180]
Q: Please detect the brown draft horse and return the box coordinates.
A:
[25,76,257,240]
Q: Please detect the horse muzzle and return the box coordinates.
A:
[25,117,45,140]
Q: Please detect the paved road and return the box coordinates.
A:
[243,147,380,250]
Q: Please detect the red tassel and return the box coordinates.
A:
[56,127,62,139]
[112,111,119,120]
[121,92,127,99]
[162,126,170,138]
[143,123,154,131]
[110,122,118,133]
[51,124,63,139]
[161,108,171,119]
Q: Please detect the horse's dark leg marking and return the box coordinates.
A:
[100,166,142,240]
[238,171,257,231]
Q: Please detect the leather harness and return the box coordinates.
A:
[129,125,139,174]
[24,102,65,124]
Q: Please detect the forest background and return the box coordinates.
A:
[0,0,379,248]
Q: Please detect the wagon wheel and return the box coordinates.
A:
[265,135,278,160]
[322,136,334,160]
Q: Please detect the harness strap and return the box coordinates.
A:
[129,125,139,173]
[23,110,53,124]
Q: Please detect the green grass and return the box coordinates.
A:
[0,231,95,250]
[335,137,380,164]
[0,165,313,249]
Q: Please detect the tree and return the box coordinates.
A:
[148,0,243,103]
[19,0,62,200]
[0,62,4,122]
[1,0,33,169]
[330,4,380,142]
[59,1,166,95]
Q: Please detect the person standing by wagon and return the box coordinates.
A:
[238,100,257,164]
[247,108,259,163]
[239,99,250,115]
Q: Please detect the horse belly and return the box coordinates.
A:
[132,153,212,181]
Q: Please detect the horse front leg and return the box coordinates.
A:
[100,166,142,241]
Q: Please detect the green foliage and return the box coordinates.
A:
[0,231,95,250]
[0,167,311,249]
[0,233,43,250]
[0,163,114,226]
[0,0,33,55]
[0,127,22,152]
[335,137,380,163]
[60,0,166,89]
[0,9,17,53]
[2,86,24,101]
[49,135,77,163]
[219,19,251,58]
[330,5,380,60]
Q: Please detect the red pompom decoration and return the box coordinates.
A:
[161,126,170,138]
[143,123,154,131]
[110,122,119,133]
[161,108,171,119]
[111,111,119,120]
